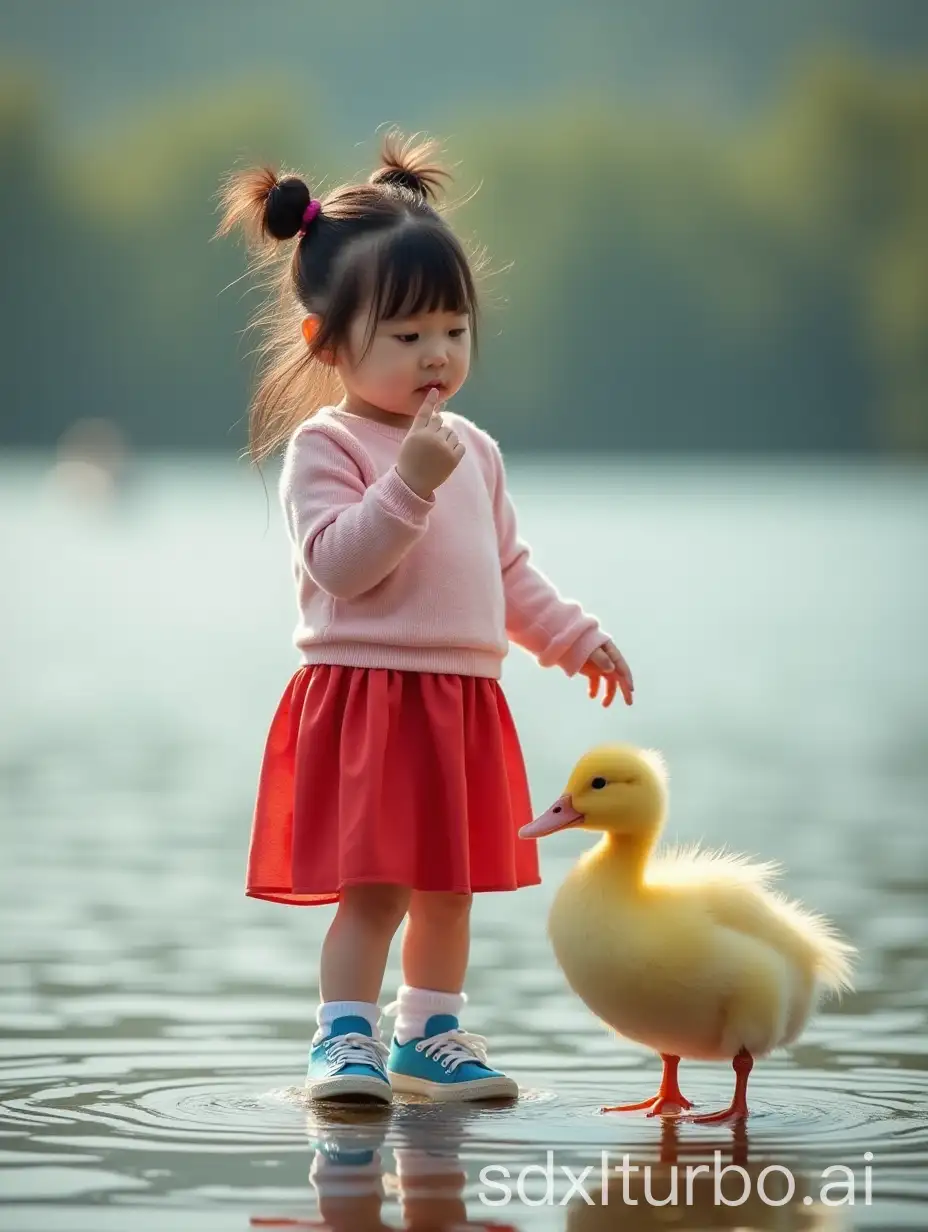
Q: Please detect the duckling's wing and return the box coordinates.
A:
[649,845,854,993]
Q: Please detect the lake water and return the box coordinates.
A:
[1,454,927,1231]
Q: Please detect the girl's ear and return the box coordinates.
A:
[302,314,336,366]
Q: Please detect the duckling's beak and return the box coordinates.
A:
[519,794,584,838]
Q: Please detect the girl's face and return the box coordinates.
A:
[336,307,472,420]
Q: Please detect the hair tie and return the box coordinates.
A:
[298,199,321,236]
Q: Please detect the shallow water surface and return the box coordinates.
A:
[1,455,927,1229]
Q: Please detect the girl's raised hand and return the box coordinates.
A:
[579,640,634,707]
[396,389,466,499]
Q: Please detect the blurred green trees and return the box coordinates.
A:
[1,53,925,454]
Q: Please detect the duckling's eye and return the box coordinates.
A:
[591,777,607,790]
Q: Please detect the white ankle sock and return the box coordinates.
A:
[314,1000,381,1043]
[390,984,466,1045]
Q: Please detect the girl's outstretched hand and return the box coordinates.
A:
[396,389,465,499]
[580,640,634,707]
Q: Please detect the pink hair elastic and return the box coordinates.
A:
[298,199,321,235]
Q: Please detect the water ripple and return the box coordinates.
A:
[4,1053,926,1166]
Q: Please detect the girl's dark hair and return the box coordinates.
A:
[217,132,480,462]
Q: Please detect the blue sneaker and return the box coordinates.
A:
[308,1136,385,1197]
[306,1015,392,1104]
[387,1013,518,1101]
[309,1144,385,1200]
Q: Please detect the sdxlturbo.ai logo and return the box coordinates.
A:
[479,1150,874,1209]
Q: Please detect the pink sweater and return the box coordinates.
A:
[278,407,609,679]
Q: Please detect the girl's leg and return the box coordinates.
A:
[401,890,473,992]
[309,884,411,1103]
[390,890,472,1042]
[319,883,411,1003]
[388,891,518,1098]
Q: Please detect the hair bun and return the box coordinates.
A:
[371,166,427,197]
[369,132,449,203]
[265,175,312,240]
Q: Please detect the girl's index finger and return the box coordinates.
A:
[413,388,440,426]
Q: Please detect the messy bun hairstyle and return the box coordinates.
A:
[217,131,479,462]
[264,175,313,240]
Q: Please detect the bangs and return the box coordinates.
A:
[317,219,480,362]
[363,223,476,339]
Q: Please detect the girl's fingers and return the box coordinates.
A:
[610,644,632,680]
[426,400,448,431]
[583,645,633,706]
[615,669,633,706]
[582,667,633,708]
[618,660,634,693]
[603,641,634,697]
[413,388,440,426]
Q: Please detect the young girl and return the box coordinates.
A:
[218,132,633,1105]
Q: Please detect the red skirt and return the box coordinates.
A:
[247,665,540,905]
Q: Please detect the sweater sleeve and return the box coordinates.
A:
[281,424,434,600]
[485,436,609,676]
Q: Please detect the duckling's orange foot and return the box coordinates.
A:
[685,1102,748,1125]
[601,1093,693,1116]
[600,1055,692,1115]
[601,1095,658,1113]
[684,1048,753,1124]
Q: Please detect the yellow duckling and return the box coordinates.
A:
[520,744,855,1121]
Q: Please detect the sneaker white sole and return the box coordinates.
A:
[306,1074,393,1104]
[388,1070,518,1101]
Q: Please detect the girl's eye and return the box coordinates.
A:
[394,333,419,344]
[449,327,468,338]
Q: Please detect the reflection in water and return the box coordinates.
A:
[251,1103,522,1230]
[249,1107,854,1231]
[565,1122,847,1230]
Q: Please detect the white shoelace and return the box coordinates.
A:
[414,1028,490,1073]
[322,1031,389,1072]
